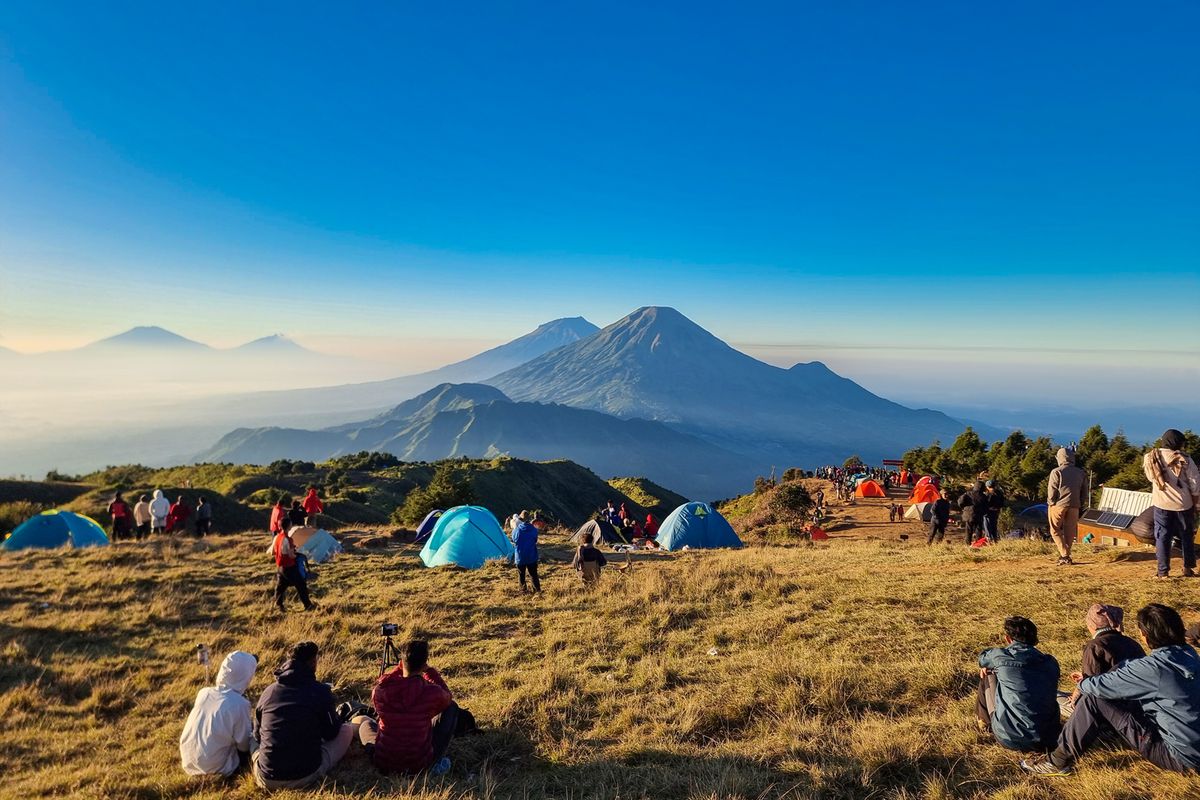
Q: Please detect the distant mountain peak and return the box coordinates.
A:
[89,326,209,349]
[234,334,310,353]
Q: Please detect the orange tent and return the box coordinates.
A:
[854,480,887,498]
[909,483,942,503]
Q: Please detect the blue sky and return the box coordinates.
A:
[1,2,1197,400]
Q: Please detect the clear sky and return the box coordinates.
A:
[1,3,1197,397]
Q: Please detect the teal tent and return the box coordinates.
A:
[656,502,742,551]
[419,506,513,568]
[2,510,111,551]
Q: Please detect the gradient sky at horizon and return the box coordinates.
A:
[2,3,1197,396]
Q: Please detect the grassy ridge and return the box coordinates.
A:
[2,524,1198,799]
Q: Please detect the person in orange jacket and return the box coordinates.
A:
[301,488,324,525]
[269,499,287,534]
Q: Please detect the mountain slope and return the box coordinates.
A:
[231,334,314,355]
[85,326,211,351]
[178,317,600,426]
[486,306,967,463]
[199,383,758,499]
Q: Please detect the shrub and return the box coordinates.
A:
[0,501,45,533]
[393,464,474,526]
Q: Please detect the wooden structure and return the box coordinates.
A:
[1077,487,1154,548]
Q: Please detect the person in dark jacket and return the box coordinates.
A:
[927,497,952,544]
[194,497,213,537]
[358,639,457,776]
[286,499,306,529]
[1062,603,1144,714]
[511,512,540,593]
[1023,603,1200,776]
[983,480,1006,543]
[572,540,608,585]
[959,481,987,544]
[977,616,1061,752]
[252,642,357,789]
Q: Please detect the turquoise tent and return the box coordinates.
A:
[656,502,742,551]
[2,510,111,551]
[419,506,513,568]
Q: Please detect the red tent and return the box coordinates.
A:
[909,483,942,503]
[854,480,887,498]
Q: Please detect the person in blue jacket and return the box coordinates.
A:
[1023,603,1200,776]
[977,615,1062,752]
[511,511,541,593]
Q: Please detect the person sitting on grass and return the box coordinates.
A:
[1022,603,1200,776]
[1060,603,1145,714]
[253,642,357,790]
[977,616,1061,753]
[180,651,258,778]
[358,638,458,777]
[572,538,608,585]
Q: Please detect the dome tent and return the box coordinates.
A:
[414,509,444,544]
[904,502,933,522]
[908,481,941,504]
[2,510,110,551]
[419,506,513,569]
[570,518,621,546]
[656,502,742,551]
[854,480,887,498]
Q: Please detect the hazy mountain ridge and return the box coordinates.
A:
[199,383,759,499]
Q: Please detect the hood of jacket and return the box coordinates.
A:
[1056,448,1075,467]
[153,489,164,500]
[273,658,317,687]
[216,650,257,694]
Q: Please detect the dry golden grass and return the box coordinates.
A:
[2,510,1199,800]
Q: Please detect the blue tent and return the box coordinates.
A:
[419,506,513,569]
[656,502,742,551]
[2,510,111,551]
[414,509,444,544]
[1019,503,1049,517]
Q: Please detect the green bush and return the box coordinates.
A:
[393,464,473,526]
[0,501,45,533]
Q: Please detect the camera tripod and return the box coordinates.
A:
[379,635,401,676]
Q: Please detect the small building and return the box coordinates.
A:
[1077,487,1154,547]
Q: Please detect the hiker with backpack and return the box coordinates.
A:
[301,487,324,525]
[1022,603,1200,776]
[976,615,1062,754]
[510,511,541,593]
[108,491,133,542]
[357,638,459,777]
[1047,447,1088,566]
[272,525,315,612]
[1142,429,1200,579]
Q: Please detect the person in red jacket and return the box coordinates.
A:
[166,495,191,534]
[301,488,324,525]
[358,639,458,776]
[107,491,133,542]
[644,514,660,539]
[269,500,286,534]
[273,528,314,612]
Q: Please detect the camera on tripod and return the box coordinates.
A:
[378,622,401,675]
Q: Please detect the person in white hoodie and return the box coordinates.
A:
[1143,429,1200,579]
[149,489,170,535]
[179,650,258,778]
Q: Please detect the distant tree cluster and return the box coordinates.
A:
[266,459,317,476]
[393,463,474,527]
[324,451,402,471]
[901,425,1200,502]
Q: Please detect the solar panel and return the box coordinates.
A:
[1081,509,1134,529]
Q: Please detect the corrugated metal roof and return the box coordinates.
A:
[1098,487,1153,516]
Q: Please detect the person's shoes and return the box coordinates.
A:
[1020,753,1073,777]
[1154,574,1171,580]
[1056,557,1068,566]
[430,756,451,776]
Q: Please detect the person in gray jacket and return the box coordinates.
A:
[1047,447,1088,566]
[977,616,1062,752]
[1022,603,1200,776]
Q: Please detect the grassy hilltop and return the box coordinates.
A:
[2,485,1199,800]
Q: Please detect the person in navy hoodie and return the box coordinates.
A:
[1023,603,1200,776]
[511,511,541,593]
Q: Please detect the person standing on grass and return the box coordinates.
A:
[1060,603,1144,715]
[976,616,1061,754]
[927,496,951,544]
[272,525,314,612]
[107,491,133,542]
[167,495,191,535]
[1022,603,1200,777]
[269,498,286,535]
[983,480,1006,543]
[149,489,170,535]
[301,487,324,525]
[1047,447,1087,566]
[133,494,151,540]
[180,650,258,778]
[358,638,458,777]
[958,482,985,545]
[1142,429,1200,579]
[287,498,306,529]
[511,511,541,593]
[194,497,213,537]
[253,642,356,789]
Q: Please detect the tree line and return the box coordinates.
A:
[901,426,1200,503]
